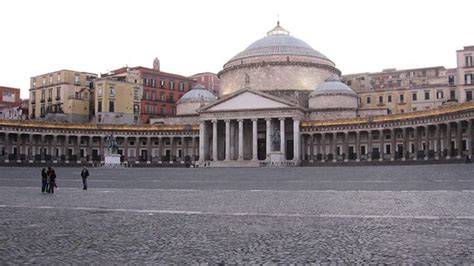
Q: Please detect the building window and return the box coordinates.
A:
[133,88,139,101]
[56,87,61,100]
[160,80,165,88]
[179,82,184,91]
[397,80,402,87]
[161,106,166,115]
[109,101,115,112]
[160,92,165,101]
[41,90,45,100]
[378,95,383,104]
[169,81,175,90]
[98,87,103,97]
[465,74,474,85]
[387,95,392,103]
[57,73,61,82]
[40,106,45,116]
[97,101,102,112]
[467,91,473,102]
[436,91,444,99]
[366,96,371,104]
[466,55,473,67]
[399,94,404,103]
[42,77,46,85]
[448,75,455,86]
[169,94,174,103]
[109,87,115,97]
[347,80,352,86]
[74,74,80,85]
[412,92,417,101]
[450,90,456,100]
[49,75,53,84]
[424,91,430,100]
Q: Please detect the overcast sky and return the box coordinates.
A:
[1,0,474,98]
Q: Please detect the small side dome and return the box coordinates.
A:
[177,85,217,104]
[310,77,357,97]
[176,85,217,115]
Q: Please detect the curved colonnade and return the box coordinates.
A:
[0,102,473,166]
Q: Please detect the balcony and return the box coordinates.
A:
[47,97,52,102]
[30,99,36,104]
[40,99,45,103]
[55,96,61,101]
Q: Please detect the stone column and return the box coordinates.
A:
[446,123,452,159]
[310,134,315,162]
[424,126,430,160]
[199,121,206,162]
[413,127,419,160]
[158,137,163,162]
[123,136,129,162]
[99,135,104,162]
[343,132,348,162]
[212,120,218,161]
[391,128,396,161]
[225,120,231,161]
[64,135,69,163]
[87,136,92,163]
[191,137,196,161]
[355,131,361,162]
[293,119,300,162]
[265,118,271,159]
[147,137,153,163]
[180,136,185,162]
[402,128,408,161]
[28,134,33,162]
[238,119,244,161]
[367,130,372,162]
[434,124,440,160]
[468,119,473,156]
[279,118,286,156]
[379,129,384,162]
[252,119,258,161]
[41,135,46,162]
[332,133,337,162]
[4,133,9,162]
[136,137,141,162]
[170,137,175,162]
[321,133,326,162]
[456,121,463,159]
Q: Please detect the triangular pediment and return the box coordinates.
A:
[201,89,296,112]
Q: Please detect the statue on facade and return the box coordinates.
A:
[105,134,119,154]
[271,128,281,151]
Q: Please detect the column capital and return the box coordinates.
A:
[279,117,285,121]
[237,119,244,123]
[251,118,258,122]
[224,119,231,123]
[211,119,218,123]
[265,118,272,122]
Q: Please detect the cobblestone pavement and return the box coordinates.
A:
[0,165,473,264]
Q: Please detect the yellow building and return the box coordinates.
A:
[29,70,97,122]
[94,78,142,124]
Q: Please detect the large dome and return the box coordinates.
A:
[228,29,330,64]
[218,22,341,96]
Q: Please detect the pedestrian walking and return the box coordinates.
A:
[47,166,57,194]
[41,168,48,193]
[81,166,89,190]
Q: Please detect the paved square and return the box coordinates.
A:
[0,164,473,264]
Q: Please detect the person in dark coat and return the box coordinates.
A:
[41,168,48,193]
[47,166,57,194]
[80,166,89,190]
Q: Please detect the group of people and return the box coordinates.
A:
[41,166,57,194]
[40,166,90,193]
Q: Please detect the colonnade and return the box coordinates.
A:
[0,133,199,164]
[301,119,473,163]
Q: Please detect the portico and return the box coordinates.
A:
[197,89,304,166]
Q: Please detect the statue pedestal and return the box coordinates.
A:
[269,151,285,162]
[104,154,121,166]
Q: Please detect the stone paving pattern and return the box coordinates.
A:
[0,164,473,264]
